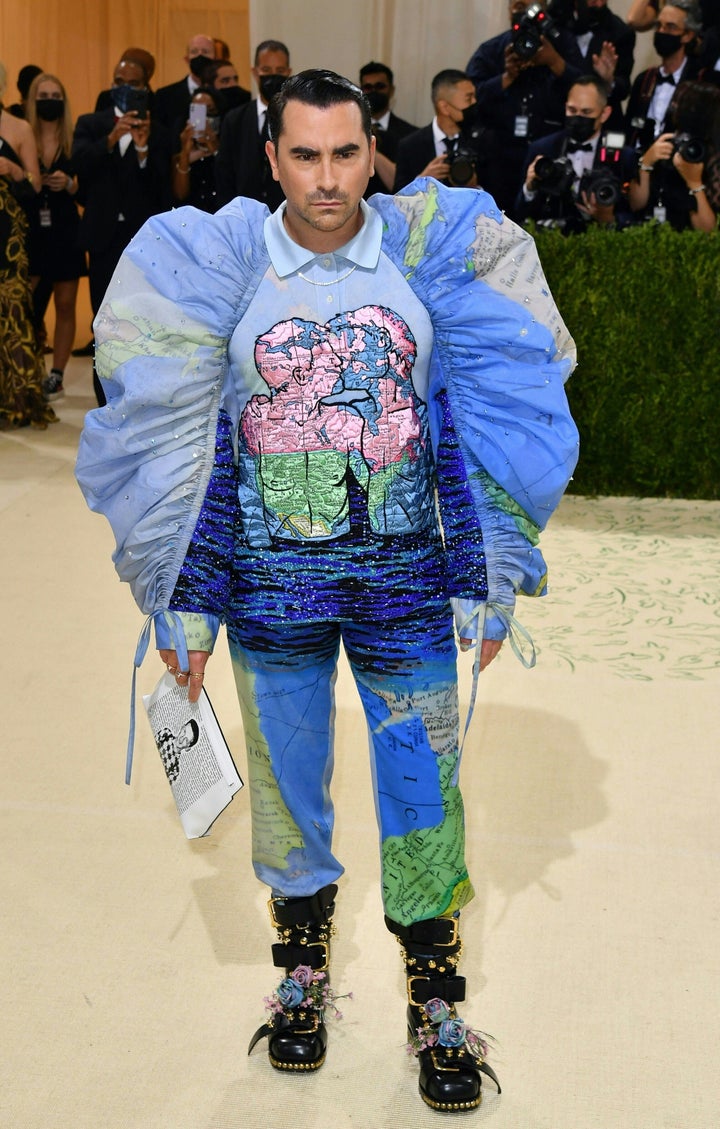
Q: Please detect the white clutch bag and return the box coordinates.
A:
[142,672,243,838]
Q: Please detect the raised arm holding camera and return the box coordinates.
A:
[467,1,584,213]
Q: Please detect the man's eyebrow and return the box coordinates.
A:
[288,143,362,157]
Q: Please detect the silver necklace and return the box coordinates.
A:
[297,264,357,287]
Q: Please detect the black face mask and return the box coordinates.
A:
[189,54,212,80]
[219,86,246,112]
[566,114,597,142]
[365,90,390,116]
[36,99,65,122]
[654,30,684,58]
[259,74,288,103]
[574,2,607,33]
[458,102,482,130]
[110,84,136,114]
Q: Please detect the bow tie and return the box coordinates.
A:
[566,140,593,153]
[656,73,676,86]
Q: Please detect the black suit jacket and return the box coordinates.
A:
[625,58,702,149]
[72,109,173,254]
[571,11,636,131]
[153,77,193,130]
[215,100,284,209]
[515,128,638,228]
[393,124,436,191]
[367,111,417,195]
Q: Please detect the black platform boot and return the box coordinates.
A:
[248,884,338,1072]
[386,914,501,1112]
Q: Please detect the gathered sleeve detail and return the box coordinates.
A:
[75,199,271,619]
[374,179,579,634]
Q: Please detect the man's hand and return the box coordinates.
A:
[458,637,503,670]
[525,154,541,193]
[108,111,139,149]
[159,648,210,703]
[531,38,565,75]
[592,41,618,83]
[420,154,451,180]
[503,45,528,87]
[577,189,615,225]
[130,111,151,150]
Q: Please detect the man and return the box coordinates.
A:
[94,47,157,112]
[394,69,491,191]
[467,0,584,213]
[516,74,638,230]
[215,39,292,208]
[625,0,703,149]
[153,33,216,130]
[567,0,637,130]
[204,59,251,113]
[72,56,172,404]
[76,70,578,1112]
[359,61,416,194]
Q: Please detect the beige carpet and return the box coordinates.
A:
[2,357,719,1129]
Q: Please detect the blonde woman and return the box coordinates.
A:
[26,73,86,400]
[0,60,55,429]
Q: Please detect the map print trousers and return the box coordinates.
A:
[227,604,475,927]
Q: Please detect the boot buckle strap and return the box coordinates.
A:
[407,974,467,1007]
[271,939,330,971]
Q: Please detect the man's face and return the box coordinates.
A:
[360,70,394,116]
[186,35,215,64]
[214,63,239,88]
[439,80,477,127]
[565,83,609,133]
[112,61,146,90]
[656,5,691,41]
[253,48,292,83]
[266,99,375,253]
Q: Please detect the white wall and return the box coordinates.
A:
[249,0,651,127]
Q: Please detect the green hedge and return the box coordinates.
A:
[531,223,720,499]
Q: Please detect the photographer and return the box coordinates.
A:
[467,1,584,213]
[628,80,720,229]
[517,74,638,230]
[72,57,172,404]
[393,69,496,193]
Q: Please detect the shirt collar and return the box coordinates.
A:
[263,198,382,277]
[373,110,391,131]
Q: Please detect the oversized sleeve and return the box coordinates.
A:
[74,198,271,630]
[374,179,579,641]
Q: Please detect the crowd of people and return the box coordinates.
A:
[1,1,719,429]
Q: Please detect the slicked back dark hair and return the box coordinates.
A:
[267,68,372,145]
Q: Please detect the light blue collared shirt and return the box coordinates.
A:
[263,198,383,278]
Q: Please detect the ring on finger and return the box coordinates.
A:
[189,672,204,680]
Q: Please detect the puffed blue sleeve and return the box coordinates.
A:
[374,180,579,641]
[75,199,271,630]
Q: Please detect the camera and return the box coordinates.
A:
[511,2,563,61]
[577,132,626,207]
[445,136,479,186]
[672,131,705,164]
[578,168,621,207]
[533,154,575,196]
